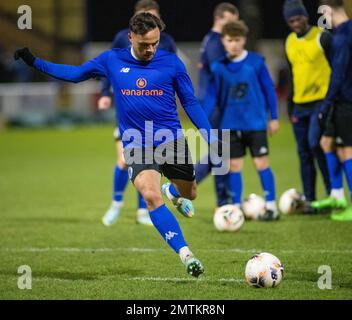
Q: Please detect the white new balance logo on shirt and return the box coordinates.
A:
[165,231,178,242]
[120,67,130,73]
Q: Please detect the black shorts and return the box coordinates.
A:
[124,138,195,183]
[323,106,336,138]
[114,127,122,142]
[335,102,352,147]
[230,130,269,158]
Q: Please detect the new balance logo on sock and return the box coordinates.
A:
[165,231,178,242]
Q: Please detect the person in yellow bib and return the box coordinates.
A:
[284,0,332,213]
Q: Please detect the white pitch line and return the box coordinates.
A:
[1,247,352,254]
[126,277,245,283]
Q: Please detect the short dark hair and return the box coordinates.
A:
[134,0,160,14]
[129,12,165,35]
[214,2,239,18]
[221,21,249,38]
[320,0,344,8]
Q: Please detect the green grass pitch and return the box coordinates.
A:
[0,121,352,300]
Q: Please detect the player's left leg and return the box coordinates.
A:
[249,131,279,220]
[161,138,197,218]
[311,135,346,211]
[162,177,196,218]
[332,146,352,221]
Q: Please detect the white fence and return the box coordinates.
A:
[0,81,101,122]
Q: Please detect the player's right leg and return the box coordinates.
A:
[331,104,352,221]
[132,168,204,277]
[195,155,229,209]
[102,131,128,226]
[227,131,245,208]
[331,146,352,221]
[311,135,347,211]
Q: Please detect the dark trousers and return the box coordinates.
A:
[292,102,331,201]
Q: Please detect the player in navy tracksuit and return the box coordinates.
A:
[97,0,177,227]
[204,21,280,221]
[316,0,352,221]
[195,2,239,209]
[15,13,216,277]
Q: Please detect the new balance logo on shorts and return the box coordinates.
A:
[165,231,178,242]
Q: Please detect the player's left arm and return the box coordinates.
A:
[258,61,279,136]
[14,48,109,83]
[173,56,217,145]
[320,35,351,114]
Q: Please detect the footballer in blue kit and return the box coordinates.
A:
[204,21,280,220]
[14,13,213,277]
[97,0,177,227]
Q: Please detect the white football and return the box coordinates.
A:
[242,194,266,220]
[279,188,304,215]
[213,205,244,232]
[245,252,284,288]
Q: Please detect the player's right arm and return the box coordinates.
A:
[14,48,109,83]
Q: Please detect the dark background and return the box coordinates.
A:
[86,0,321,42]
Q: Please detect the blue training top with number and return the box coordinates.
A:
[204,51,278,131]
[33,48,214,148]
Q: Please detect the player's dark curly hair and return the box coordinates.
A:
[129,12,165,35]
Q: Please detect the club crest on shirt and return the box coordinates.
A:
[136,78,147,89]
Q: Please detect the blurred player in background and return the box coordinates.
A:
[98,0,177,227]
[204,21,280,220]
[14,12,221,277]
[314,0,352,221]
[284,0,332,212]
[195,2,239,210]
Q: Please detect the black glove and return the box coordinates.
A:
[318,111,328,131]
[14,48,36,67]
